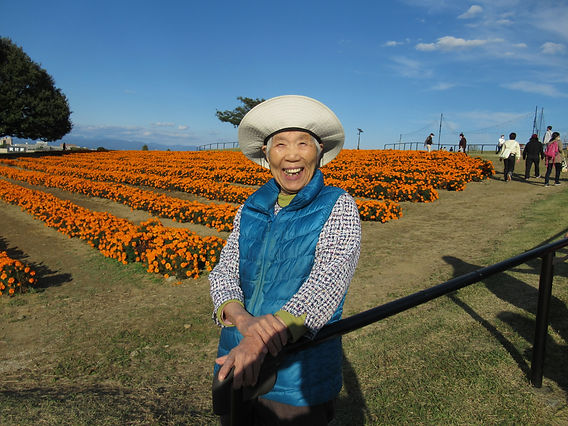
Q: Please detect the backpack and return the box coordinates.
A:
[545,141,557,158]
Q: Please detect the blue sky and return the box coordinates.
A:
[2,0,567,150]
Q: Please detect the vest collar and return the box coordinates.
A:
[246,169,325,214]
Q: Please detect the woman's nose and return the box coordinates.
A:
[283,147,301,161]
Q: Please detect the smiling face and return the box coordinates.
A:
[262,130,322,195]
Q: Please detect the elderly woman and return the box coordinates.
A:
[210,95,361,424]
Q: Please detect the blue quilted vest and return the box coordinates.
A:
[216,170,346,406]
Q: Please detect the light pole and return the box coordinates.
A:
[357,128,364,150]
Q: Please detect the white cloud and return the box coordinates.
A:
[495,19,513,25]
[416,36,503,51]
[390,56,433,79]
[384,40,403,47]
[458,5,483,19]
[429,82,456,91]
[541,42,566,55]
[416,42,436,51]
[532,6,568,41]
[502,80,567,97]
[513,43,527,48]
[152,122,175,127]
[178,125,188,130]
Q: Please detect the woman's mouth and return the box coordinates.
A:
[283,167,303,176]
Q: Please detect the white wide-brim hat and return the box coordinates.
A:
[238,95,345,168]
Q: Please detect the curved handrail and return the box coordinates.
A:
[213,237,568,418]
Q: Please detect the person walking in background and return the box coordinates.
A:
[459,133,467,154]
[544,131,563,186]
[523,134,544,179]
[497,134,505,154]
[543,126,553,146]
[424,133,434,152]
[499,132,521,182]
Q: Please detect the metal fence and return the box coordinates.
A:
[384,142,498,153]
[197,141,239,151]
[213,236,568,424]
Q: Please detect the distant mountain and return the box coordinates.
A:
[65,136,200,151]
[14,136,199,151]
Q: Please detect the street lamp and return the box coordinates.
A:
[357,128,364,150]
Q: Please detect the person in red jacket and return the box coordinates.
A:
[543,132,563,186]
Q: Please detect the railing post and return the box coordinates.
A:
[230,387,244,426]
[530,251,555,387]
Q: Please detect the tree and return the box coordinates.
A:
[216,96,265,127]
[141,144,149,151]
[0,37,72,142]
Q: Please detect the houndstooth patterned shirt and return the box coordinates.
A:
[209,192,361,338]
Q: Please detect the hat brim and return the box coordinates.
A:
[238,95,345,168]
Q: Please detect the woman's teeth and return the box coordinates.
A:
[283,168,302,176]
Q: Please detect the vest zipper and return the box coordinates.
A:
[247,216,273,315]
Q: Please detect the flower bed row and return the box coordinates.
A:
[0,165,238,232]
[0,251,37,296]
[7,159,258,204]
[0,179,225,279]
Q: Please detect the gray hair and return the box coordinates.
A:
[263,134,322,168]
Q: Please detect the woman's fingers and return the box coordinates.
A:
[245,314,288,356]
[217,336,267,389]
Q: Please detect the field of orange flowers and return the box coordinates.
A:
[0,149,493,289]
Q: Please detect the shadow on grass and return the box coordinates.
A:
[489,167,566,186]
[0,236,72,291]
[443,254,568,393]
[335,350,369,425]
[0,383,215,424]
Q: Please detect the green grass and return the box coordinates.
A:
[334,185,568,425]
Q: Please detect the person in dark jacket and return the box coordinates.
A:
[523,134,544,179]
[459,133,467,154]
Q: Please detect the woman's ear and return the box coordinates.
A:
[261,145,268,159]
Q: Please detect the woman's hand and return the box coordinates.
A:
[222,303,288,356]
[236,314,288,356]
[217,302,289,388]
[216,335,267,388]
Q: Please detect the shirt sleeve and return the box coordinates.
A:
[209,205,244,327]
[279,192,362,339]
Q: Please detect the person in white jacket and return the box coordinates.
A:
[499,132,522,181]
[543,126,553,145]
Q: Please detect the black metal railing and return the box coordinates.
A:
[213,237,568,423]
